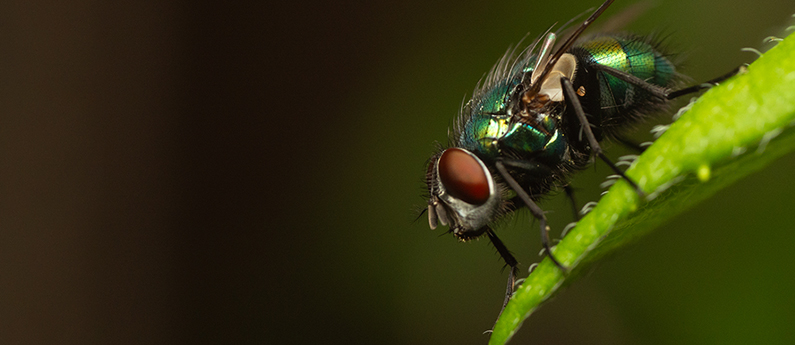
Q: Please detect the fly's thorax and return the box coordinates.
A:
[503,113,569,162]
[426,148,502,240]
[458,75,517,159]
[461,114,511,159]
[460,109,571,168]
[460,55,576,166]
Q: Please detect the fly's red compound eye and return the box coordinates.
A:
[438,148,490,205]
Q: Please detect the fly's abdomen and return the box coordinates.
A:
[571,35,677,132]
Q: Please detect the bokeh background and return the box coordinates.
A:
[1,0,794,344]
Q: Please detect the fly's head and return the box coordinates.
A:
[425,147,502,241]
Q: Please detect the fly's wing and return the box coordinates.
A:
[554,0,654,44]
[595,1,654,33]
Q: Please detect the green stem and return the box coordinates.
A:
[489,31,795,344]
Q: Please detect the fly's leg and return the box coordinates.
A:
[495,160,567,271]
[613,135,645,153]
[484,227,519,329]
[509,191,576,222]
[561,77,645,197]
[666,65,748,99]
[566,64,747,195]
[564,185,580,221]
[593,64,747,100]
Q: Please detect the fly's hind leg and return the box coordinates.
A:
[665,65,748,99]
[592,64,747,100]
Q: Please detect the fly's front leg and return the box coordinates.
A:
[495,160,567,271]
[484,227,518,327]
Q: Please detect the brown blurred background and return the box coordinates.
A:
[1,0,794,344]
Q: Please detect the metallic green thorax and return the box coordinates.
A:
[457,34,675,170]
[458,62,568,167]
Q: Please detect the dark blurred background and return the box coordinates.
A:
[1,0,794,344]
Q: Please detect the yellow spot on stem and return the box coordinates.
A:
[697,165,711,182]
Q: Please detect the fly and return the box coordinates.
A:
[422,0,741,317]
